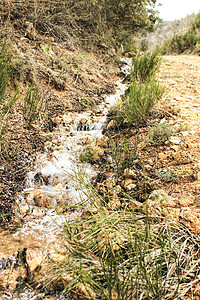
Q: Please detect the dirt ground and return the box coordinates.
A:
[135,55,200,233]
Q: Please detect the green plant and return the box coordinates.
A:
[132,50,161,82]
[121,80,164,126]
[148,122,174,145]
[0,41,18,147]
[23,85,43,128]
[78,96,94,108]
[109,135,138,178]
[53,197,195,300]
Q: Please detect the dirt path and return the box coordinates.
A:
[158,55,200,230]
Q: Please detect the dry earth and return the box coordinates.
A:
[159,55,200,225]
[139,55,200,233]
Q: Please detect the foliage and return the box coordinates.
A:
[0,41,18,146]
[161,13,200,55]
[109,135,138,178]
[132,50,162,82]
[23,85,43,128]
[53,189,200,300]
[2,0,159,49]
[148,122,174,145]
[120,80,164,126]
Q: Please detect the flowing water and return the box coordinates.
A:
[0,71,129,298]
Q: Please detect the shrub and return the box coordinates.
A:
[109,135,138,178]
[132,50,161,82]
[23,85,43,128]
[120,80,164,126]
[148,122,174,145]
[161,13,200,55]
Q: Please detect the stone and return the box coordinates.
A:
[19,201,29,214]
[169,136,181,145]
[180,207,200,233]
[51,116,63,126]
[170,145,179,151]
[86,146,104,163]
[196,183,200,189]
[96,136,109,148]
[121,178,134,189]
[126,183,137,191]
[158,153,168,160]
[123,169,137,179]
[29,256,43,272]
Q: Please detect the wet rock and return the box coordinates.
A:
[96,136,109,148]
[77,119,91,131]
[24,190,56,208]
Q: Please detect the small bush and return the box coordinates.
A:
[109,135,138,178]
[23,85,43,128]
[120,80,164,126]
[148,122,174,145]
[132,50,161,82]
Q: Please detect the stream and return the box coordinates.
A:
[0,61,130,299]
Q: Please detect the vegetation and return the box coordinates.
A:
[109,135,138,178]
[161,13,200,55]
[23,85,43,129]
[1,0,159,51]
[0,41,18,149]
[148,122,174,145]
[109,50,163,127]
[132,50,161,82]
[51,175,200,300]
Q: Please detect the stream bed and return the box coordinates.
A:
[0,74,128,299]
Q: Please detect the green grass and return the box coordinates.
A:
[23,85,43,128]
[0,40,18,147]
[132,50,161,82]
[120,80,164,126]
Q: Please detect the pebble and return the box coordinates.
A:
[169,136,181,145]
[158,153,168,160]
